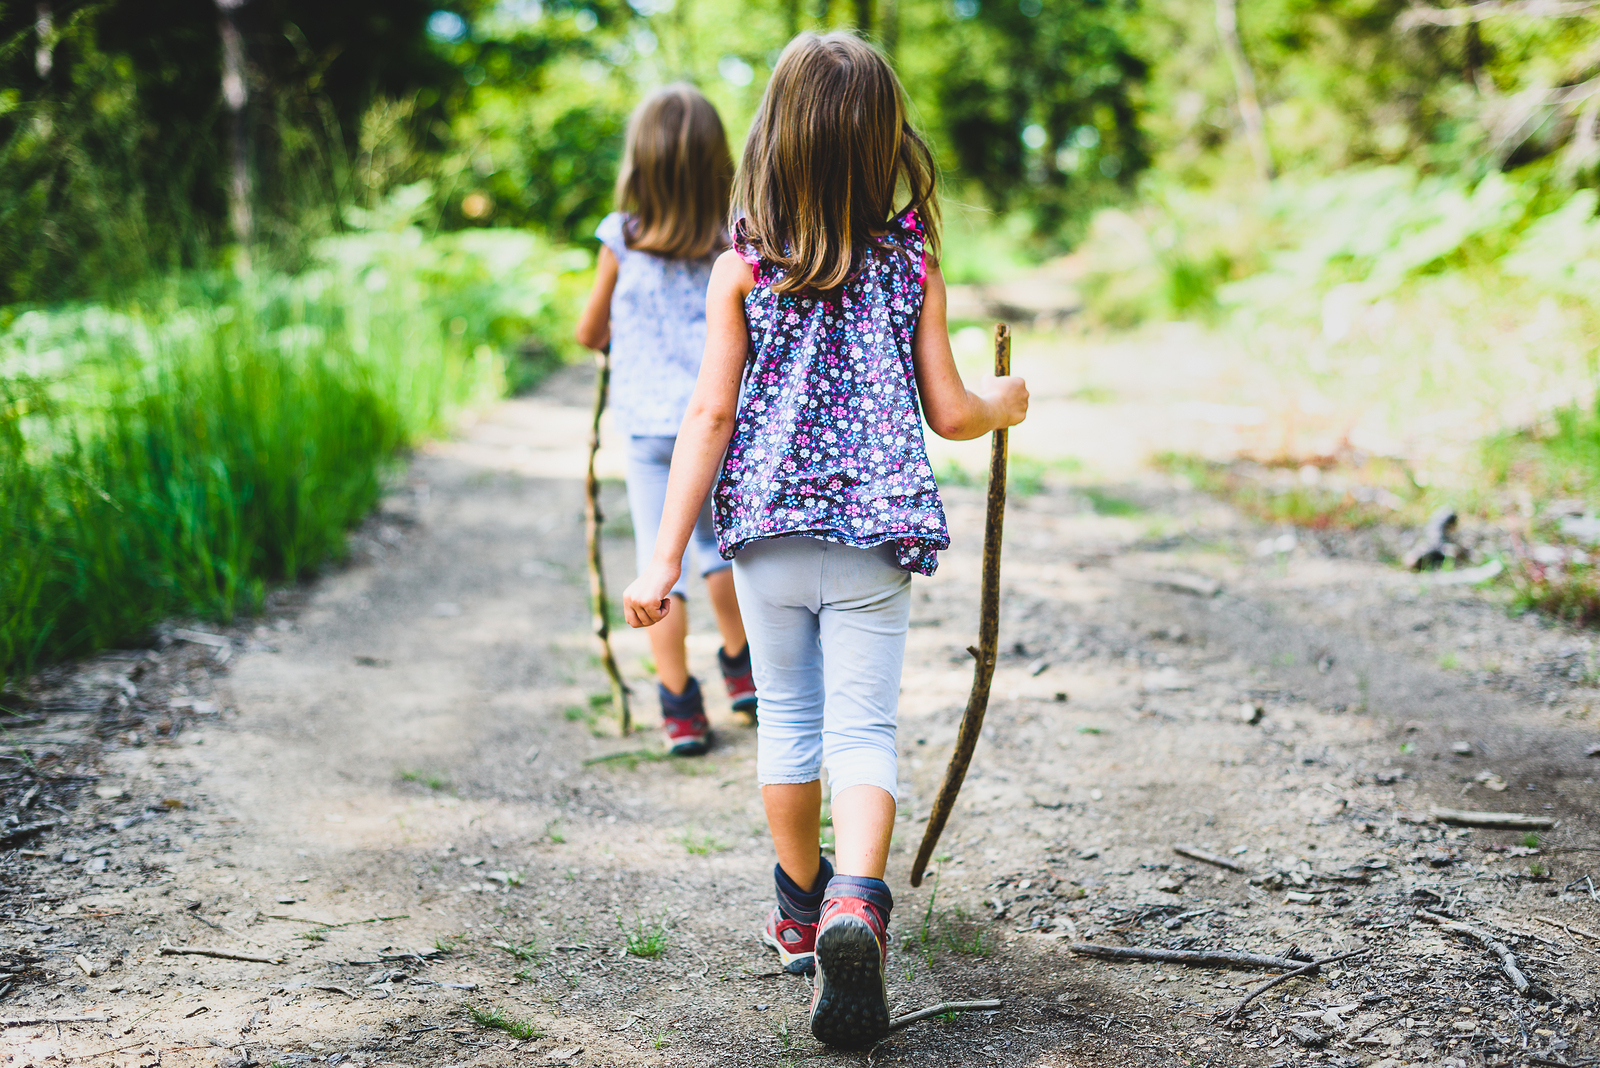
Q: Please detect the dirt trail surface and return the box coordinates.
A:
[6,352,1600,1068]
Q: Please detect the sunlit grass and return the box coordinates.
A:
[0,232,575,682]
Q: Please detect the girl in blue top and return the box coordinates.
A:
[576,84,756,756]
[622,34,1029,1049]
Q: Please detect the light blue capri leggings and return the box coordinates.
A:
[625,436,731,598]
[732,536,912,800]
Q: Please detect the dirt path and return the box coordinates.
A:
[5,352,1600,1068]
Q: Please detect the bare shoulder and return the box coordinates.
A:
[711,249,756,296]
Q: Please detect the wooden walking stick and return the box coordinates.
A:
[584,349,632,735]
[910,323,1010,888]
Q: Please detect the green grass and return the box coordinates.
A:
[0,231,574,684]
[622,915,670,959]
[936,454,1081,497]
[493,938,543,963]
[675,829,728,856]
[399,769,451,791]
[467,1005,543,1040]
[1081,487,1142,517]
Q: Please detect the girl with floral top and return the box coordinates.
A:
[622,34,1028,1048]
[576,84,757,756]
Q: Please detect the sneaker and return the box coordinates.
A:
[659,678,710,756]
[761,906,816,975]
[718,644,758,717]
[809,892,891,1049]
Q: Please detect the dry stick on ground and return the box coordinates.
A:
[1536,915,1600,942]
[1430,807,1557,830]
[0,820,56,846]
[1,1014,110,1027]
[910,324,1010,888]
[585,348,631,735]
[158,945,281,965]
[1174,844,1250,873]
[889,999,1003,1032]
[1068,944,1314,971]
[1219,949,1371,1026]
[1419,909,1552,999]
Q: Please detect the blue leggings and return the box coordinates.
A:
[732,536,911,800]
[625,435,730,598]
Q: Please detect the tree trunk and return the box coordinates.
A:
[1215,0,1276,181]
[855,0,873,34]
[217,0,253,266]
[882,0,899,59]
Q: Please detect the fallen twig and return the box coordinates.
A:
[1219,949,1370,1025]
[312,984,359,999]
[1067,944,1311,970]
[1174,844,1250,873]
[266,914,408,929]
[1525,1056,1600,1068]
[67,1038,151,1060]
[1535,915,1600,942]
[158,944,281,964]
[1351,1009,1411,1040]
[0,820,57,846]
[889,999,1002,1031]
[1,1014,110,1027]
[1430,807,1556,830]
[1419,910,1551,999]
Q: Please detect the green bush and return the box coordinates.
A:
[0,230,584,681]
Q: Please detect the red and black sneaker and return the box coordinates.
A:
[761,907,816,975]
[660,678,711,757]
[809,888,891,1049]
[718,644,758,718]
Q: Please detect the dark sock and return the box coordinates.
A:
[775,855,833,925]
[658,676,703,719]
[823,874,894,925]
[718,643,750,673]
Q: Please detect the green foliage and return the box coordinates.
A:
[918,0,1147,238]
[0,1,455,304]
[0,229,577,682]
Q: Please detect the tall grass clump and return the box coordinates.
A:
[0,230,586,682]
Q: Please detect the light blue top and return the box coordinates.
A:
[596,212,716,438]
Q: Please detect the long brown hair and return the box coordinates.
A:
[733,32,939,295]
[615,83,733,260]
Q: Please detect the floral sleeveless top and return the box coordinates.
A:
[713,208,949,575]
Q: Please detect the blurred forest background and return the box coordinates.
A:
[4,0,1600,679]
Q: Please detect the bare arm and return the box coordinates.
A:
[575,246,619,351]
[912,265,1029,439]
[620,250,754,628]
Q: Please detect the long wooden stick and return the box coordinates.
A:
[157,945,281,964]
[889,999,1002,1031]
[910,323,1010,888]
[1067,944,1311,971]
[585,349,632,735]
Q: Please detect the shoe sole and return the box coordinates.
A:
[667,737,710,756]
[810,915,889,1049]
[731,696,758,715]
[760,929,815,975]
